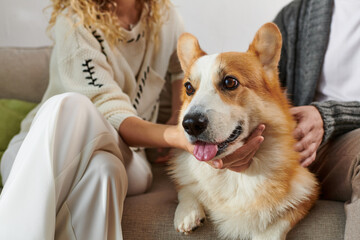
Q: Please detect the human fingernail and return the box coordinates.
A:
[294,143,301,151]
[258,125,265,132]
[214,161,220,168]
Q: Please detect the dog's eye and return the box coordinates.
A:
[184,82,195,96]
[222,76,239,90]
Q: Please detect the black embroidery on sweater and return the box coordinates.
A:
[148,100,159,122]
[132,65,150,109]
[91,30,107,58]
[124,29,145,43]
[82,59,103,88]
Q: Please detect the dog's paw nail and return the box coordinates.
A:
[196,218,205,225]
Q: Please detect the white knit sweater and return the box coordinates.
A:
[21,6,184,133]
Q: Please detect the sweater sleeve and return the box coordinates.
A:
[311,101,360,143]
[54,16,138,130]
[58,48,138,130]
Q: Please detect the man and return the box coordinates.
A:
[215,0,360,239]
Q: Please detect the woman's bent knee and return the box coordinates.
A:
[89,151,128,194]
[126,152,153,196]
[46,93,94,117]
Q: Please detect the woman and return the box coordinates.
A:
[0,0,190,239]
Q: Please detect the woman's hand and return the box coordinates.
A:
[210,124,265,172]
[290,106,324,167]
[154,113,181,163]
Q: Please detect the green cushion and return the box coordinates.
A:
[0,99,37,187]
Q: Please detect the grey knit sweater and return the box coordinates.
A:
[274,0,360,143]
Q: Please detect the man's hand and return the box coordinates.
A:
[290,106,324,167]
[210,124,265,172]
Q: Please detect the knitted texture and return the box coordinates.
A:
[20,6,184,133]
[274,0,360,143]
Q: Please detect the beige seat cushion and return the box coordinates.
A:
[122,164,345,240]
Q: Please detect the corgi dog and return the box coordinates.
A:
[169,23,318,240]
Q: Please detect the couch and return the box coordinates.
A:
[0,46,346,239]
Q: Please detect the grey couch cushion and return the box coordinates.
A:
[122,164,345,240]
[0,47,51,102]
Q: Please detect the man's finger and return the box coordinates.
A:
[223,135,264,164]
[250,124,265,139]
[294,131,318,153]
[216,136,261,169]
[289,107,302,116]
[229,146,256,168]
[293,120,313,140]
[228,162,252,172]
[301,151,316,167]
[293,127,305,140]
[212,159,223,169]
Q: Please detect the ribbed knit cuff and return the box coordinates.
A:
[170,72,184,83]
[311,100,360,143]
[107,112,140,131]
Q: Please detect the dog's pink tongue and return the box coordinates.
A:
[194,142,218,161]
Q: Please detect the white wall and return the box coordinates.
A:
[0,0,292,51]
[172,0,292,53]
[0,0,52,47]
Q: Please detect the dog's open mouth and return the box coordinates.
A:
[217,125,243,154]
[193,125,243,161]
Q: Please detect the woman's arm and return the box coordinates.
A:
[119,116,193,153]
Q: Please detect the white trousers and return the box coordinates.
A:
[0,93,152,240]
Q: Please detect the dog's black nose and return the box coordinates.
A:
[182,113,208,136]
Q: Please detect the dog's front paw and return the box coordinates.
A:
[174,201,206,235]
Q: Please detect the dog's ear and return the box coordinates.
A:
[177,33,206,73]
[248,23,282,76]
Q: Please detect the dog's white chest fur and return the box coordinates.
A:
[172,152,268,239]
[171,150,315,240]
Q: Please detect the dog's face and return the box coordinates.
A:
[177,23,283,161]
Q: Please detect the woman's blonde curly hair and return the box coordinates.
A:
[47,0,171,46]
